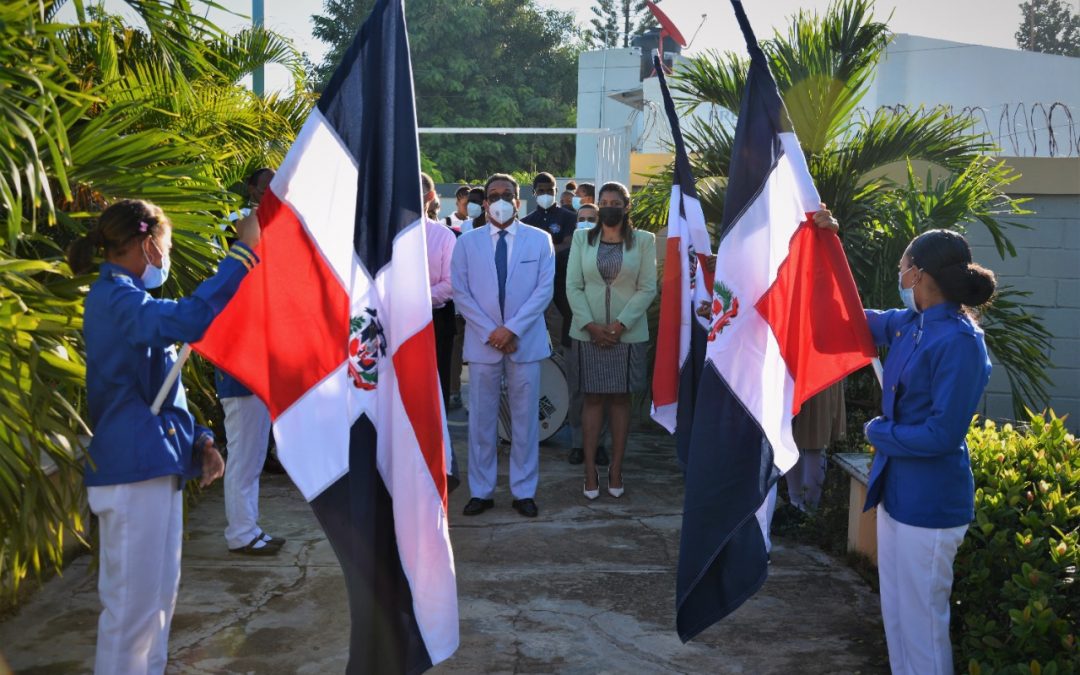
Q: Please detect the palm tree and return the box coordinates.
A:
[634,0,1050,414]
[0,0,310,600]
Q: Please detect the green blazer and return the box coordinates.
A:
[565,227,657,344]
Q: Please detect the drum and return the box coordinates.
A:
[497,354,569,443]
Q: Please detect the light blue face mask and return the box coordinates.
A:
[142,239,170,289]
[898,267,919,313]
[571,196,582,210]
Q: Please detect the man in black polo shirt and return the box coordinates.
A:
[521,172,576,349]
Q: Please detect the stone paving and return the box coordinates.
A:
[1,406,888,674]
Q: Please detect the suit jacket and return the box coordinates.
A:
[451,221,555,364]
[565,228,657,343]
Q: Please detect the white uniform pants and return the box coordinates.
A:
[877,506,968,675]
[88,475,182,675]
[468,359,540,500]
[786,449,826,511]
[222,395,272,549]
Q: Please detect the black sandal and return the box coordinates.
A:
[229,535,282,556]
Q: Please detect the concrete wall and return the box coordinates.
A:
[865,34,1080,157]
[962,158,1080,431]
[575,49,643,182]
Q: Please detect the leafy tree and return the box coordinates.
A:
[588,0,660,48]
[312,0,584,181]
[0,0,309,601]
[1016,0,1080,56]
[637,0,1050,414]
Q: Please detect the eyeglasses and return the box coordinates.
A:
[578,216,597,223]
[487,192,516,203]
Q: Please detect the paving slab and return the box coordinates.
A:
[0,410,888,674]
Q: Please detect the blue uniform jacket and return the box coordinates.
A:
[83,244,259,488]
[862,302,991,528]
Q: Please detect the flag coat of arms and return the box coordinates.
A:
[676,0,876,642]
[194,0,458,671]
[650,53,714,469]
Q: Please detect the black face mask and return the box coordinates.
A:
[598,207,624,227]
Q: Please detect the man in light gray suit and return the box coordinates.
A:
[451,173,555,518]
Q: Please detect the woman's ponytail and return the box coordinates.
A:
[933,261,997,307]
[65,199,170,275]
[67,228,103,275]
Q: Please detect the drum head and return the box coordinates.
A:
[497,356,569,443]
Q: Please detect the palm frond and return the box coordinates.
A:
[203,27,306,91]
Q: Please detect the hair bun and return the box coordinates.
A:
[962,263,996,306]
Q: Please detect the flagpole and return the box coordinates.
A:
[150,344,192,416]
[871,357,884,389]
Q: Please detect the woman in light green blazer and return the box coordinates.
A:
[566,182,657,500]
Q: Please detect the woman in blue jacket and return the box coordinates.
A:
[857,225,996,675]
[68,199,260,675]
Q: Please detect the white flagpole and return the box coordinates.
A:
[150,344,192,415]
[871,356,884,389]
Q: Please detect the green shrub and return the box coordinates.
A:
[954,412,1079,674]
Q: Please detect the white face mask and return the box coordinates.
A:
[141,239,170,289]
[535,194,555,209]
[571,196,582,210]
[898,267,919,313]
[466,202,483,219]
[488,199,516,225]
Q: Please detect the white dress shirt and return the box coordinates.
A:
[425,218,456,308]
[446,213,468,232]
[488,219,519,264]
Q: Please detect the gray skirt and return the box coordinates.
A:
[571,339,648,394]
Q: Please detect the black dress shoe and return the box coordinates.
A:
[463,497,494,516]
[596,446,609,466]
[512,498,538,518]
[568,447,584,464]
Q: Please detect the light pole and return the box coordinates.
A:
[252,0,265,97]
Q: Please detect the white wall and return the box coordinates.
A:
[575,49,645,182]
[865,34,1080,157]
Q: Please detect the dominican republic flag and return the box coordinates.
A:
[195,0,457,671]
[676,0,876,642]
[650,53,714,470]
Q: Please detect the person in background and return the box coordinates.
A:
[452,173,555,518]
[575,203,598,229]
[214,168,284,557]
[426,193,440,221]
[464,185,487,233]
[421,173,457,405]
[561,180,578,210]
[447,186,488,410]
[826,209,994,675]
[422,173,459,488]
[789,382,844,513]
[522,171,576,350]
[565,202,608,466]
[68,199,260,674]
[573,182,595,210]
[566,182,657,499]
[445,185,472,232]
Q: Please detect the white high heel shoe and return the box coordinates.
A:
[606,468,624,498]
[584,470,600,501]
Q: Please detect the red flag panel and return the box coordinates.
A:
[195,189,351,418]
[756,217,876,415]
